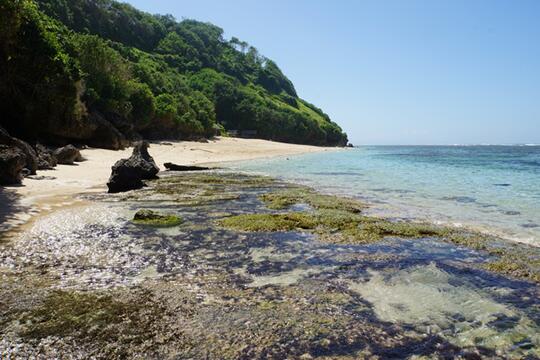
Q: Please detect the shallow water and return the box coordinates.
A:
[1,173,538,358]
[232,145,540,246]
[349,263,539,350]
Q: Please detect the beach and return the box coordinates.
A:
[0,137,330,234]
[3,0,538,357]
[1,144,539,358]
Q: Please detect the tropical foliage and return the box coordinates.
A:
[0,0,347,146]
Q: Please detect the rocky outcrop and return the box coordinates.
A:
[86,112,129,150]
[3,111,130,152]
[164,162,210,171]
[104,111,141,143]
[12,138,38,175]
[0,145,26,185]
[107,141,159,193]
[53,145,83,165]
[0,126,38,175]
[35,143,57,170]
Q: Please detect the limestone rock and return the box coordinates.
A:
[0,126,38,174]
[86,111,128,150]
[53,145,82,165]
[107,141,159,193]
[35,143,57,170]
[0,145,26,185]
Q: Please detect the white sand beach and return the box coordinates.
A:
[0,137,332,234]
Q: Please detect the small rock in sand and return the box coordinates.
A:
[54,145,83,165]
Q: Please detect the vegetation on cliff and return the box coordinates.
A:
[0,0,347,148]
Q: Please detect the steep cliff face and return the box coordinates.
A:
[0,0,348,148]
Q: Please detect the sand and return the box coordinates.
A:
[0,137,333,234]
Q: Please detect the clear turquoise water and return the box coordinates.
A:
[232,145,540,245]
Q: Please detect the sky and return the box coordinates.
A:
[124,0,540,145]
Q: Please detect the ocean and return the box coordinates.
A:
[232,145,540,246]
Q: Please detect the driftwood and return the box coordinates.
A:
[164,162,211,171]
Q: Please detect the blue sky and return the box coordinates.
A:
[125,0,540,145]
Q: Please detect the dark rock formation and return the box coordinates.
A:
[54,145,82,165]
[0,145,26,185]
[104,111,142,143]
[164,162,210,171]
[86,112,129,150]
[13,139,38,175]
[0,126,38,175]
[35,143,57,170]
[2,110,129,152]
[23,110,127,151]
[107,141,159,193]
[21,168,31,177]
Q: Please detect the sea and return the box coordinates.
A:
[232,145,540,246]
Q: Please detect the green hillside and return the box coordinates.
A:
[0,0,348,148]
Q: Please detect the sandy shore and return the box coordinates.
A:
[0,137,332,234]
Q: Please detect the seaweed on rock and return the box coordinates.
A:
[132,209,183,227]
[1,172,539,358]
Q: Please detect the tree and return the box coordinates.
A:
[3,0,348,146]
[129,82,155,129]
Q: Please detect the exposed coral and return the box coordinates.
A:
[132,209,182,227]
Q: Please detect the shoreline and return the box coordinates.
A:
[229,149,539,248]
[1,170,537,358]
[223,166,539,248]
[0,137,333,235]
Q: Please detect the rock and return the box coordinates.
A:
[132,209,182,227]
[21,168,32,177]
[346,143,354,148]
[35,143,57,170]
[53,145,82,165]
[0,145,26,185]
[75,151,84,162]
[129,141,159,179]
[13,139,38,175]
[107,160,145,193]
[107,141,159,193]
[86,111,128,150]
[164,162,210,171]
[104,111,141,142]
[0,126,38,174]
